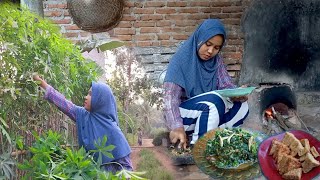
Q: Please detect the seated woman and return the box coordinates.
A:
[163,19,249,149]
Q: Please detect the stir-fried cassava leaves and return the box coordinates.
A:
[205,128,258,169]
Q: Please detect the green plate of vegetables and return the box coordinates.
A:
[192,127,266,179]
[215,87,256,97]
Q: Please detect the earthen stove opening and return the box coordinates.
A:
[240,0,320,138]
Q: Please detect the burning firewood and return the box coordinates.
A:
[272,107,289,131]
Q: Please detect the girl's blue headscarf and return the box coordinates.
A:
[75,82,131,163]
[164,19,226,98]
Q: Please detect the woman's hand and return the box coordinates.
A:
[33,74,48,89]
[230,96,248,102]
[169,127,187,150]
[33,74,42,81]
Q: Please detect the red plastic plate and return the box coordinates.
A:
[258,130,320,180]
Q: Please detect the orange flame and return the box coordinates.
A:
[265,108,273,119]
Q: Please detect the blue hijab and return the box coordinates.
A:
[164,19,226,98]
[75,82,131,163]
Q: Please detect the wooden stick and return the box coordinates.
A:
[293,110,310,132]
[272,107,289,130]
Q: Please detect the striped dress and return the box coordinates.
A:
[163,58,249,144]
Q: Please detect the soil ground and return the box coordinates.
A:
[130,139,210,180]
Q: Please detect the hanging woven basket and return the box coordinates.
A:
[67,0,124,33]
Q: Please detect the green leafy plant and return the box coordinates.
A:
[0,152,15,179]
[18,130,147,180]
[0,2,101,145]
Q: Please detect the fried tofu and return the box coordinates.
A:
[282,132,296,146]
[282,168,302,180]
[299,139,310,156]
[277,154,301,175]
[310,146,319,158]
[269,139,290,162]
[269,131,320,180]
[269,139,282,156]
[301,152,320,173]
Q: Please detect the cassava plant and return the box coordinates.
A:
[0,2,102,150]
[0,2,126,179]
[18,130,146,180]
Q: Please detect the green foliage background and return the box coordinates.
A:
[0,2,101,144]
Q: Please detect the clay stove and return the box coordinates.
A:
[239,0,320,138]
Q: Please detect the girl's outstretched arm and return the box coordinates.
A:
[33,75,77,121]
[33,74,49,89]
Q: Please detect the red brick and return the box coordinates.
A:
[164,14,186,20]
[125,1,135,7]
[210,14,230,19]
[140,27,160,33]
[227,34,241,39]
[222,6,243,13]
[140,15,163,21]
[172,34,189,40]
[52,19,71,24]
[156,21,171,27]
[123,7,132,14]
[47,3,67,9]
[185,26,197,33]
[224,52,242,60]
[117,21,133,28]
[223,58,239,65]
[153,42,161,46]
[210,2,233,7]
[44,11,62,17]
[116,35,132,41]
[162,27,185,33]
[227,39,243,45]
[186,14,209,20]
[122,15,136,21]
[161,40,178,46]
[123,41,133,46]
[167,2,188,7]
[190,1,210,7]
[155,8,176,14]
[133,8,155,14]
[229,13,242,18]
[63,32,78,38]
[136,41,153,47]
[134,21,155,27]
[175,20,197,27]
[64,25,80,30]
[227,64,241,71]
[134,2,143,8]
[178,8,199,14]
[157,34,170,40]
[114,28,136,35]
[145,1,166,7]
[200,7,222,13]
[134,34,156,41]
[223,46,237,52]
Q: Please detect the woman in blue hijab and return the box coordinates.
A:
[164,19,249,149]
[33,75,132,173]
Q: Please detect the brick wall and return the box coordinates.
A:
[43,0,252,84]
